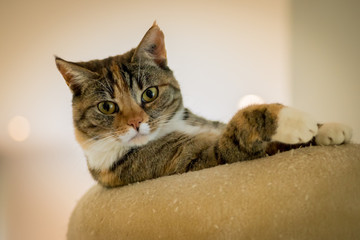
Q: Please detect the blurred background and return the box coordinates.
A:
[0,0,359,239]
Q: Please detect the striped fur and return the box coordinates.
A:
[56,23,352,187]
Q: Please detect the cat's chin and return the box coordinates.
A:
[126,133,150,147]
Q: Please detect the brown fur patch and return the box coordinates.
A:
[89,168,123,188]
[217,104,284,163]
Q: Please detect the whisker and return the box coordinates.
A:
[88,77,113,94]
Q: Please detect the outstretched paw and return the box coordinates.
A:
[315,123,352,145]
[271,107,318,144]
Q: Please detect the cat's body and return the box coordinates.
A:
[56,23,352,187]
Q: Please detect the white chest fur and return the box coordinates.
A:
[85,138,129,170]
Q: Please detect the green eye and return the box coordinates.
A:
[142,87,158,103]
[97,101,118,115]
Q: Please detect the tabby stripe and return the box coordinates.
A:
[182,109,190,120]
[76,105,95,123]
[165,110,177,123]
[110,147,137,171]
[163,95,180,110]
[129,76,133,89]
[120,63,134,89]
[230,128,251,154]
[213,144,225,164]
[75,124,95,138]
[119,70,131,89]
[185,158,201,172]
[231,134,240,151]
[97,68,114,97]
[136,76,143,90]
[164,100,182,123]
[154,134,188,156]
[114,81,124,97]
[105,67,115,83]
[147,97,180,121]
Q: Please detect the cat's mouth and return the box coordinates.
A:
[119,123,151,146]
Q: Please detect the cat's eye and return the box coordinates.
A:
[97,101,118,115]
[142,87,158,103]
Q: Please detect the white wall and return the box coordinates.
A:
[291,0,360,143]
[0,0,290,239]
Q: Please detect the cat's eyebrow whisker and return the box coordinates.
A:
[83,91,112,99]
[89,78,108,89]
[89,77,113,94]
[104,73,114,91]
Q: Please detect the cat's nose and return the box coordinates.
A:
[127,117,143,131]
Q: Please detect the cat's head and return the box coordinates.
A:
[56,23,183,151]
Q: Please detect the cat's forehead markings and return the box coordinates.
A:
[109,61,122,83]
[113,73,129,95]
[100,62,127,96]
[111,71,133,103]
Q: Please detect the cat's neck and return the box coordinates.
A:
[84,107,223,171]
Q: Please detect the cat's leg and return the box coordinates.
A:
[253,105,353,148]
[217,103,291,163]
[217,104,353,163]
[216,104,353,163]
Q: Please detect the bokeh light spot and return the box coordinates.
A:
[238,94,265,109]
[8,116,31,142]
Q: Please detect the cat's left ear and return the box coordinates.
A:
[55,57,99,94]
[132,22,167,68]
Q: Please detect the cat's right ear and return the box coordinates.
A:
[55,57,98,94]
[132,22,167,68]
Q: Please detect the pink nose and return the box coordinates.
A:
[127,117,143,131]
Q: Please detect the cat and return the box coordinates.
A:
[56,22,352,188]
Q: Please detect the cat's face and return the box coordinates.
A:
[56,23,182,150]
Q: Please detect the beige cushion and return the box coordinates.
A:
[67,144,360,240]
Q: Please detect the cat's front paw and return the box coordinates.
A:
[315,123,352,145]
[271,107,318,144]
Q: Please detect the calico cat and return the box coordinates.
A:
[56,22,352,188]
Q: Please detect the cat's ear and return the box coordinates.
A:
[55,57,98,94]
[132,22,167,68]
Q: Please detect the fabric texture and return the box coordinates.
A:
[67,144,360,240]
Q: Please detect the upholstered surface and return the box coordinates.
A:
[68,144,360,240]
